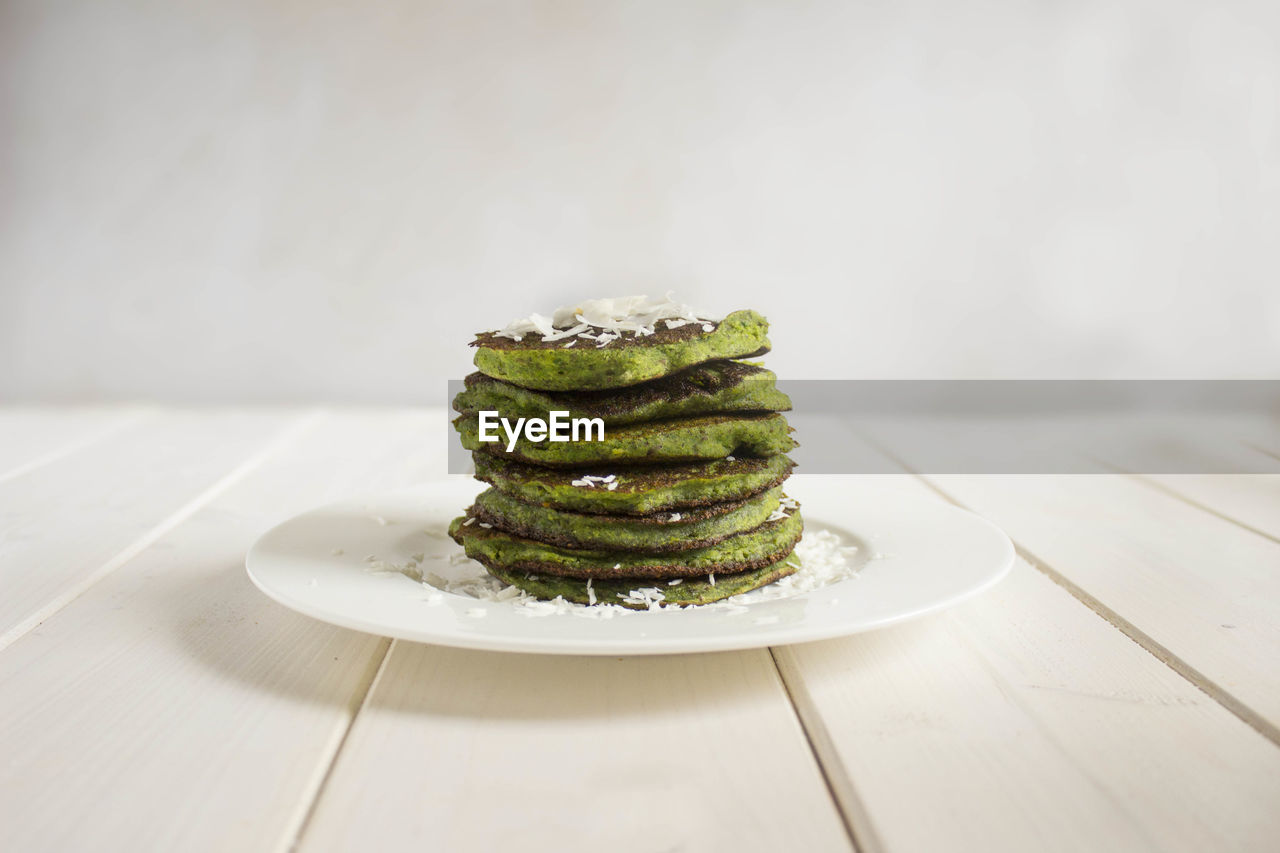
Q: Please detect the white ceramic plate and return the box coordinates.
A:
[246,476,1014,655]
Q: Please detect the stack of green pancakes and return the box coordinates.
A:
[448,298,801,610]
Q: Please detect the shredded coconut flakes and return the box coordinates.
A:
[490,294,718,347]
[571,474,616,489]
[767,495,799,522]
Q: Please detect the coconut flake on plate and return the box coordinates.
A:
[617,587,666,610]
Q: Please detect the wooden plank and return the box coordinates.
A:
[298,644,852,853]
[0,409,305,645]
[916,472,1280,737]
[0,409,451,853]
[774,478,1280,853]
[0,406,149,482]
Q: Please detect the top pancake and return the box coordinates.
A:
[471,309,770,390]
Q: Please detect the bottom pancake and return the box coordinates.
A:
[486,551,800,609]
[448,510,803,580]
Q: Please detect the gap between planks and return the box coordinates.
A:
[0,408,154,486]
[769,646,881,853]
[283,638,396,853]
[1089,449,1280,547]
[1245,442,1280,464]
[0,409,326,653]
[1121,472,1280,547]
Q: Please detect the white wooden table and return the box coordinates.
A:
[1,407,1278,852]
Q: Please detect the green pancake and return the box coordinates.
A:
[471,309,770,391]
[455,412,797,467]
[469,485,786,552]
[473,454,796,515]
[486,551,800,608]
[453,361,791,426]
[449,510,803,580]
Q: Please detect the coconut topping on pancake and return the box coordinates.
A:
[492,293,718,345]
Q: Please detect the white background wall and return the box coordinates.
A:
[2,0,1278,402]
